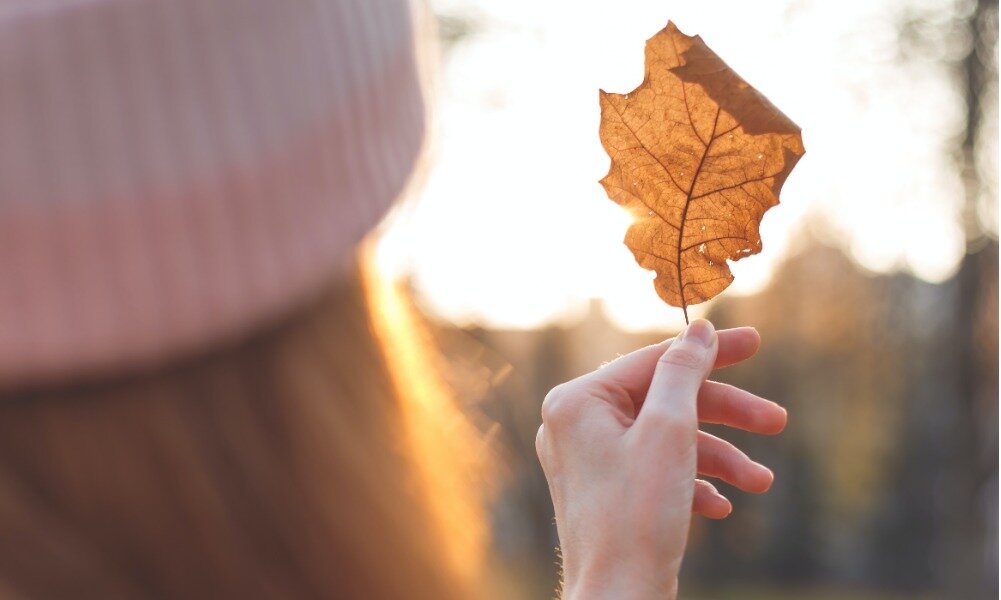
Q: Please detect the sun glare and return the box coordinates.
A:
[377,0,977,332]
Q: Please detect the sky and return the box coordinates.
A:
[376,0,992,332]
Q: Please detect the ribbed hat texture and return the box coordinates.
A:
[0,0,426,386]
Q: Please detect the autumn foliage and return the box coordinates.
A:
[599,22,805,322]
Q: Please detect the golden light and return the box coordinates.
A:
[377,0,976,332]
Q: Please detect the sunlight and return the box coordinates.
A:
[377,0,977,331]
[362,241,488,586]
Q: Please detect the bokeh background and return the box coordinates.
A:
[380,0,999,598]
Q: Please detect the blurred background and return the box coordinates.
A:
[380,0,998,598]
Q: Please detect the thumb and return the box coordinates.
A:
[637,319,719,428]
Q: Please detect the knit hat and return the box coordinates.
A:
[0,0,426,386]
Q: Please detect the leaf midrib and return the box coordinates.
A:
[675,105,721,322]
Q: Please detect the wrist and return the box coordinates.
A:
[564,576,677,600]
[561,554,679,600]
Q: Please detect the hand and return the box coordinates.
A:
[535,320,786,600]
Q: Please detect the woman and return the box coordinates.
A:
[0,0,785,598]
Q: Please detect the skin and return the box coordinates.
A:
[535,320,787,600]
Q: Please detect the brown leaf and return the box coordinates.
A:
[599,21,805,323]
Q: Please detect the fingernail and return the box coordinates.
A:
[720,497,733,517]
[757,465,775,486]
[682,319,715,348]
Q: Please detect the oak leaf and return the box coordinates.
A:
[599,22,805,322]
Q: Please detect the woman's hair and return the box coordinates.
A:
[0,252,488,599]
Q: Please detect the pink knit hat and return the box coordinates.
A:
[0,0,426,386]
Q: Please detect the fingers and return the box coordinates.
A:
[715,327,761,370]
[634,320,718,434]
[693,479,732,519]
[698,381,787,435]
[696,431,774,493]
[592,326,760,403]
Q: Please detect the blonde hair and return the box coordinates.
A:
[0,251,488,599]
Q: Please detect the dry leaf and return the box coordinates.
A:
[599,21,805,322]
